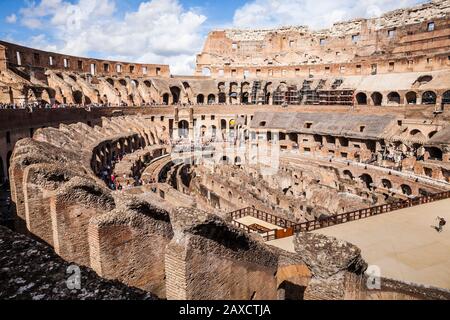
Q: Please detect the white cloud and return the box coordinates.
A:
[233,0,426,30]
[5,14,17,24]
[16,0,207,74]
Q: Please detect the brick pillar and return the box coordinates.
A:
[0,45,6,71]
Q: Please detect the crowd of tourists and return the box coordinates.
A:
[0,102,113,110]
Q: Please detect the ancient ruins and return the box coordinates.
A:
[1,0,450,300]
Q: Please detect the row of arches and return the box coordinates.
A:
[342,170,415,196]
[356,91,449,106]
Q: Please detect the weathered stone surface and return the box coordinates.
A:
[0,226,157,300]
[294,232,367,278]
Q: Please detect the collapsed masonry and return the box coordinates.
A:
[7,115,450,300]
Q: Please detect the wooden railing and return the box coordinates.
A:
[294,190,450,232]
[231,219,276,241]
[229,207,296,229]
[230,190,450,240]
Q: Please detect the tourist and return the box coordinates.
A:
[437,217,447,233]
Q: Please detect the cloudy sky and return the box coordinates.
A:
[0,0,426,74]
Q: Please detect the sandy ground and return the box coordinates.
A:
[267,199,450,290]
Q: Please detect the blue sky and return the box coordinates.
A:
[0,0,425,74]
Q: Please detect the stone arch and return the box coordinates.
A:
[428,131,438,139]
[442,90,450,104]
[178,120,189,138]
[381,179,392,189]
[359,173,373,189]
[6,151,12,175]
[405,91,417,104]
[162,93,170,105]
[241,92,249,104]
[401,184,412,196]
[343,170,354,180]
[422,91,437,105]
[220,119,227,130]
[210,125,217,138]
[220,156,230,164]
[0,156,4,183]
[119,79,127,86]
[200,125,207,137]
[355,92,367,105]
[265,82,273,104]
[144,80,151,88]
[218,92,226,104]
[207,94,216,104]
[235,156,242,165]
[197,94,205,104]
[387,92,401,105]
[371,92,382,106]
[106,78,114,86]
[73,90,83,104]
[426,147,443,160]
[201,67,211,77]
[170,86,181,104]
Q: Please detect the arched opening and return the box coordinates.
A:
[197,94,205,104]
[210,125,217,138]
[221,156,230,165]
[426,147,443,161]
[410,129,425,141]
[200,125,207,137]
[371,92,382,106]
[428,131,438,139]
[343,170,353,180]
[85,96,92,105]
[119,79,127,86]
[178,120,189,138]
[277,281,306,300]
[422,91,437,105]
[144,80,151,88]
[201,67,211,77]
[401,184,412,196]
[6,151,12,177]
[265,82,273,104]
[207,94,216,104]
[170,86,181,104]
[218,93,226,104]
[235,156,242,165]
[405,91,417,104]
[415,75,432,85]
[355,92,367,105]
[0,156,4,184]
[162,93,170,105]
[241,92,249,104]
[387,92,400,105]
[359,174,373,190]
[288,133,298,143]
[106,78,114,86]
[442,91,450,104]
[220,119,227,130]
[381,179,392,189]
[73,90,83,104]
